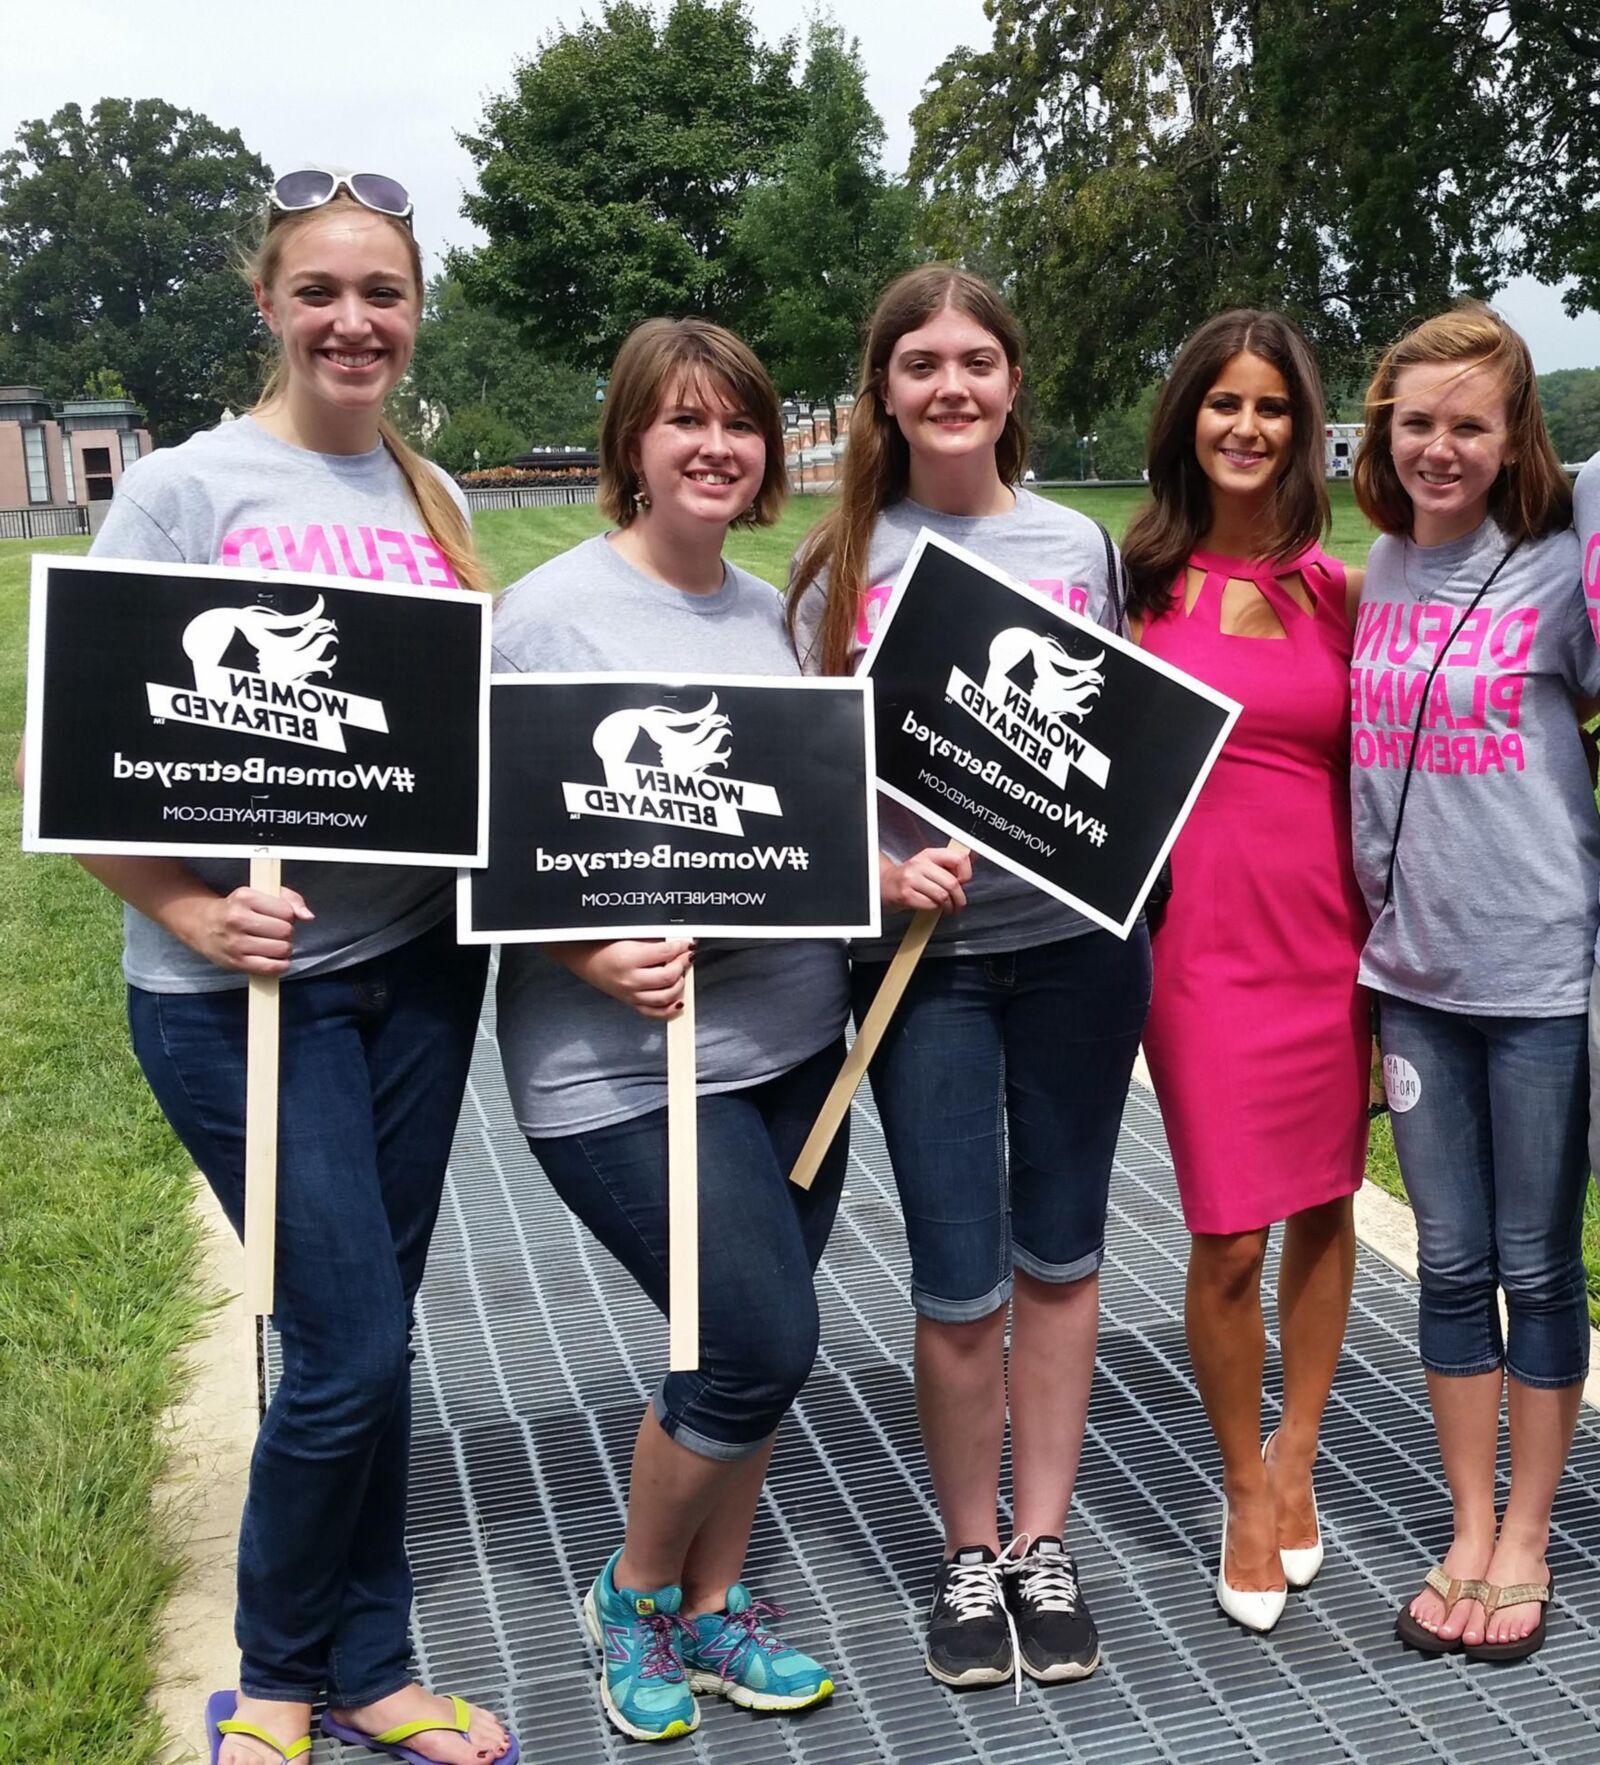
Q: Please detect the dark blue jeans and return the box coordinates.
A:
[529,1039,848,1461]
[128,918,487,1704]
[1380,994,1591,1388]
[851,929,1151,1321]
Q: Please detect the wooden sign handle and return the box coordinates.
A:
[789,840,970,1190]
[667,963,699,1371]
[242,855,282,1317]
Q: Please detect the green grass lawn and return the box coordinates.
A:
[0,536,212,1765]
[0,484,1579,1760]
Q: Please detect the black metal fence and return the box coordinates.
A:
[0,504,91,541]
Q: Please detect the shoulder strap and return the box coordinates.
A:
[1095,519,1128,637]
[1381,539,1521,910]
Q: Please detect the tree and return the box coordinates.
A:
[733,22,923,402]
[399,276,599,452]
[1537,369,1600,465]
[0,99,269,443]
[910,2,1515,425]
[455,1,805,371]
[427,405,526,476]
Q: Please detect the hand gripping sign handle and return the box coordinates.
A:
[667,963,699,1371]
[242,855,282,1317]
[789,840,970,1191]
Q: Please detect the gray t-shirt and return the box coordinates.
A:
[492,533,850,1137]
[791,489,1120,961]
[90,414,473,993]
[1350,518,1600,1014]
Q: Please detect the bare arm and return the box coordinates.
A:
[545,938,695,1019]
[1343,564,1365,626]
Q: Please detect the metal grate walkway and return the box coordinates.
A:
[286,1005,1600,1763]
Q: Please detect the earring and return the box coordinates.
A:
[635,475,652,512]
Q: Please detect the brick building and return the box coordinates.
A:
[783,394,854,492]
[0,385,153,509]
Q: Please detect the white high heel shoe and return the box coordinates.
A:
[1216,1496,1286,1632]
[1263,1431,1324,1589]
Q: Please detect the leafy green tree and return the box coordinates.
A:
[734,22,923,401]
[910,2,1513,424]
[400,277,599,450]
[427,404,526,476]
[455,1,805,370]
[0,99,268,443]
[1538,369,1600,465]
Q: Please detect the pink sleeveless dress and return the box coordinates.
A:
[1140,546,1370,1234]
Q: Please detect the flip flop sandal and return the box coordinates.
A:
[1463,1572,1553,1663]
[321,1693,521,1764]
[1394,1565,1489,1655]
[205,1690,311,1763]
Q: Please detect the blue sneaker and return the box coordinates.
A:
[681,1584,836,1712]
[581,1548,700,1742]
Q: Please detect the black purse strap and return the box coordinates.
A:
[1380,539,1522,910]
[1096,520,1128,636]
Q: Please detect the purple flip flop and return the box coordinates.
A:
[320,1694,520,1765]
[205,1690,311,1762]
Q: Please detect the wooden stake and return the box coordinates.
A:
[666,963,699,1371]
[242,854,282,1317]
[789,840,970,1190]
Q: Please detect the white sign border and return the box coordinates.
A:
[860,527,1242,939]
[22,553,492,868]
[457,670,881,944]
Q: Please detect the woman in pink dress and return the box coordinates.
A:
[1126,311,1370,1633]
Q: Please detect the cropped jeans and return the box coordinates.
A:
[1379,993,1590,1389]
[529,1039,849,1461]
[851,928,1152,1323]
[128,918,488,1705]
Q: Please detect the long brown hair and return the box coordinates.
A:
[1353,302,1570,542]
[1122,310,1329,623]
[788,265,1028,675]
[244,193,486,591]
[597,318,787,528]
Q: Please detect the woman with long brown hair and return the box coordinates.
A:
[54,169,514,1765]
[1126,310,1370,1634]
[792,266,1150,1694]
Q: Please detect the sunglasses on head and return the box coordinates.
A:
[270,169,414,228]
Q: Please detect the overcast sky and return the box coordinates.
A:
[5,0,1598,374]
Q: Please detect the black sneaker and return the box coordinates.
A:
[1008,1537,1100,1682]
[925,1546,1016,1687]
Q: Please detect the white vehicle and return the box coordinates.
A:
[1325,422,1364,478]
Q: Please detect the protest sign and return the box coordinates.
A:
[790,529,1238,1190]
[460,673,878,942]
[22,554,491,1315]
[463,670,876,1369]
[863,530,1238,938]
[23,555,489,865]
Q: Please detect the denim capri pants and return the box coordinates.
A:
[528,1038,848,1461]
[851,929,1152,1323]
[1380,992,1591,1389]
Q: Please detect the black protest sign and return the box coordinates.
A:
[460,674,879,941]
[23,556,489,864]
[864,531,1238,937]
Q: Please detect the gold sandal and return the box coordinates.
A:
[1394,1564,1489,1656]
[1463,1573,1553,1663]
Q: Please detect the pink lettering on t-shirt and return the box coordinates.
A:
[220,526,279,569]
[374,529,423,585]
[336,525,386,581]
[413,534,459,588]
[1488,607,1538,670]
[276,523,337,576]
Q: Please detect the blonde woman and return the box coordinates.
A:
[63,170,514,1765]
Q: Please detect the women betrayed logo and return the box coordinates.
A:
[945,626,1112,790]
[561,694,783,835]
[144,596,389,753]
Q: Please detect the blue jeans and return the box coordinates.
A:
[1380,994,1590,1389]
[128,918,487,1704]
[851,929,1152,1322]
[529,1039,848,1461]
